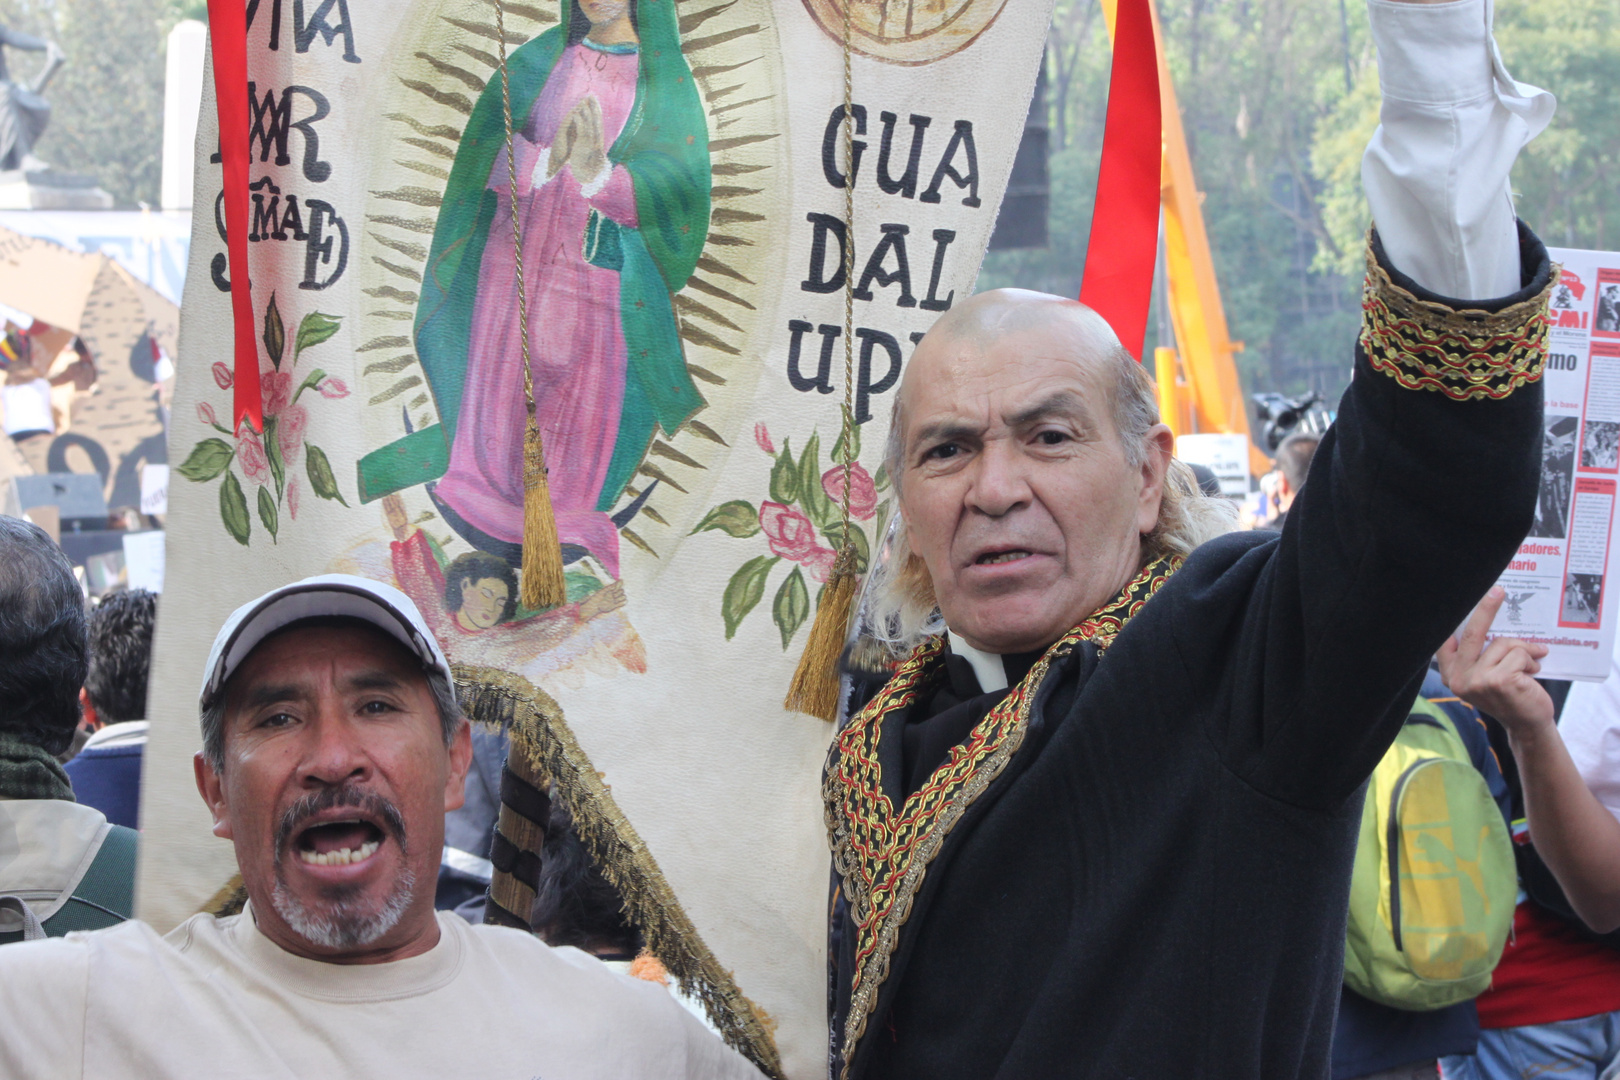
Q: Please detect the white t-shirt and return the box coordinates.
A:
[1559,638,1620,826]
[0,906,763,1080]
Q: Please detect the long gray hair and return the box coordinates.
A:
[863,337,1238,653]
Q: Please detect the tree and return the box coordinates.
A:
[1313,0,1620,270]
[0,0,171,208]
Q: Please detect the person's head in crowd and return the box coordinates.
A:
[81,589,157,732]
[870,289,1234,653]
[532,795,641,959]
[0,516,87,766]
[1274,433,1320,516]
[442,552,517,632]
[193,576,472,963]
[1187,463,1223,498]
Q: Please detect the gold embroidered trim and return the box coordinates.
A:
[455,666,785,1079]
[1359,231,1555,402]
[824,557,1181,1076]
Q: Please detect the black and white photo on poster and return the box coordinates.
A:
[1535,414,1578,539]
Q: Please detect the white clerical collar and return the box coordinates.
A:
[947,630,1009,693]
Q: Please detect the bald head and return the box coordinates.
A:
[903,289,1125,398]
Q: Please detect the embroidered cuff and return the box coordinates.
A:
[1360,230,1554,402]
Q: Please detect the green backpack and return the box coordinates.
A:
[1342,697,1517,1010]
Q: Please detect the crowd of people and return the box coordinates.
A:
[1,0,1618,1077]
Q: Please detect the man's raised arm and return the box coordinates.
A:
[1192,0,1556,809]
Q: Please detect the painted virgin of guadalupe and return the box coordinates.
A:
[367,0,710,584]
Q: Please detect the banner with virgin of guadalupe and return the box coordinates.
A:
[139,1,1053,1073]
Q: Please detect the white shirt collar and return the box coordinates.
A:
[947,631,1008,693]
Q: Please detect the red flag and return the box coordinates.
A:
[207,0,261,432]
[1079,0,1163,362]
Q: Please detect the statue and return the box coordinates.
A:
[0,26,63,173]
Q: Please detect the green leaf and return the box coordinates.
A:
[219,470,251,546]
[262,292,285,369]
[176,437,235,482]
[305,444,349,506]
[822,520,871,573]
[292,368,327,405]
[831,406,860,465]
[182,437,238,482]
[798,433,834,528]
[263,417,285,501]
[294,311,342,362]
[771,566,810,650]
[257,483,279,543]
[874,463,891,493]
[768,439,798,504]
[691,499,760,538]
[722,555,777,640]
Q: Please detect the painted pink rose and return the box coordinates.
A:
[318,376,350,399]
[277,403,308,467]
[287,476,301,521]
[754,421,775,455]
[759,501,820,562]
[211,361,233,390]
[822,462,878,520]
[236,428,270,486]
[196,401,218,428]
[803,546,838,584]
[260,369,293,418]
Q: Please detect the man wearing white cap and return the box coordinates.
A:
[0,574,763,1080]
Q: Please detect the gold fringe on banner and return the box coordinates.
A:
[520,412,567,610]
[455,665,786,1079]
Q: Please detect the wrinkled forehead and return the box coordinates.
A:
[899,310,1116,441]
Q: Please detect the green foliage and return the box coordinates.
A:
[771,566,809,650]
[0,0,168,206]
[305,444,347,506]
[691,499,761,538]
[219,470,250,545]
[294,312,343,363]
[175,437,233,482]
[722,554,777,639]
[256,483,278,542]
[822,519,870,573]
[769,439,798,504]
[797,433,834,528]
[985,0,1374,401]
[263,294,286,369]
[1495,0,1620,250]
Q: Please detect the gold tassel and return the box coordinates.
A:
[784,547,858,722]
[521,412,568,611]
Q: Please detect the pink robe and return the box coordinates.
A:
[436,42,640,579]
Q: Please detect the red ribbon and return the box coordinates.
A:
[1079,0,1163,362]
[207,0,261,433]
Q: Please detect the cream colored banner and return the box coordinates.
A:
[140,1,1051,1073]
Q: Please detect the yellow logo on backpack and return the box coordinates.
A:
[1342,696,1516,1010]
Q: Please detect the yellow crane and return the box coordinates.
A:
[1098,0,1270,477]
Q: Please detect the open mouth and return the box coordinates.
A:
[975,549,1033,566]
[295,820,385,867]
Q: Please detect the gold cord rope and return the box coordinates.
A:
[496,0,535,416]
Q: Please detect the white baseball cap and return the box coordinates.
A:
[199,574,455,709]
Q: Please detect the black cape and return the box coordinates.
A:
[826,225,1553,1080]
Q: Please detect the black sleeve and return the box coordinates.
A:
[1194,223,1554,810]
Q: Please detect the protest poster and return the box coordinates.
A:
[1491,247,1620,680]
